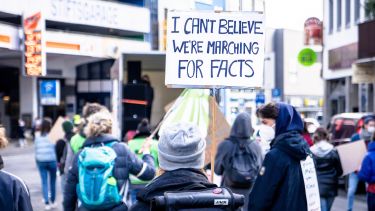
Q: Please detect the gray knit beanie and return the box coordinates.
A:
[158,122,206,171]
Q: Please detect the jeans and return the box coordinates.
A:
[347,173,359,211]
[321,197,335,211]
[368,192,375,211]
[37,161,57,204]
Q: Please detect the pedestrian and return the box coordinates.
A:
[358,132,375,211]
[347,117,375,211]
[63,110,155,211]
[310,127,343,211]
[63,103,107,177]
[128,118,159,205]
[214,112,263,209]
[0,125,33,211]
[130,122,217,210]
[55,120,74,196]
[302,121,314,146]
[34,118,57,210]
[18,119,27,147]
[248,102,312,211]
[70,103,107,154]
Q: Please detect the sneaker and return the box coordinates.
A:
[44,205,51,210]
[50,202,57,209]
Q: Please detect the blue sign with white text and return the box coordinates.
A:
[40,80,60,105]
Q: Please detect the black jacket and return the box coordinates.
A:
[130,168,217,210]
[215,113,263,193]
[0,156,33,211]
[248,103,310,211]
[63,134,156,211]
[311,142,343,198]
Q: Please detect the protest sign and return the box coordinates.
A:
[48,116,65,143]
[301,155,321,211]
[165,11,265,88]
[336,140,367,175]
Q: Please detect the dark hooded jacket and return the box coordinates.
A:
[130,168,217,211]
[63,134,156,211]
[214,112,263,195]
[0,156,33,211]
[248,103,310,211]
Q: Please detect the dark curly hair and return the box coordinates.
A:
[256,102,279,119]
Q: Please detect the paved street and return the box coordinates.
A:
[0,141,369,211]
[1,142,63,211]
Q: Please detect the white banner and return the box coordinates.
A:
[301,155,321,211]
[165,11,265,88]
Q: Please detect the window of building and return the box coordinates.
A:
[346,0,351,27]
[355,0,360,22]
[329,0,334,33]
[337,0,342,31]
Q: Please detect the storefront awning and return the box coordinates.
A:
[352,58,375,84]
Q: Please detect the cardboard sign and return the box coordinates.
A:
[165,11,265,88]
[301,156,321,211]
[48,117,66,143]
[336,140,367,175]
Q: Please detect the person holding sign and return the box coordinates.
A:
[358,133,375,211]
[248,102,317,211]
[310,128,343,211]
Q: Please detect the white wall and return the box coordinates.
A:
[283,30,324,96]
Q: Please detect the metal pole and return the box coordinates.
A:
[210,88,217,182]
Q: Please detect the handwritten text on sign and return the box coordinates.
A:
[301,156,321,211]
[165,11,265,88]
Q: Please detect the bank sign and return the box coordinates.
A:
[165,11,265,88]
[40,80,60,106]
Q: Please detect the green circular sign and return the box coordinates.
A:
[298,48,317,66]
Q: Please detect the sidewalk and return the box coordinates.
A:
[0,142,63,211]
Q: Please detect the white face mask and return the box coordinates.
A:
[259,124,275,143]
[368,126,375,133]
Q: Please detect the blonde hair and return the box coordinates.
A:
[0,126,8,149]
[84,110,113,137]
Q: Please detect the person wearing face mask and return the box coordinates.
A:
[248,102,312,211]
[310,128,343,211]
[347,117,375,211]
[214,113,263,210]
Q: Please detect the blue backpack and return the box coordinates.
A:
[77,142,125,210]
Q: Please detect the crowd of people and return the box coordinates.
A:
[0,102,375,211]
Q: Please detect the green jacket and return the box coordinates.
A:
[70,133,86,154]
[128,137,159,185]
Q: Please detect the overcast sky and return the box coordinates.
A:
[264,0,323,31]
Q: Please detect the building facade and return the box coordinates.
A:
[0,0,152,137]
[323,0,375,125]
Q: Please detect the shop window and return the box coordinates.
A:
[102,60,114,79]
[89,62,101,80]
[77,64,88,80]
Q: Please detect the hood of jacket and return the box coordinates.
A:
[275,103,304,137]
[369,141,375,152]
[272,131,310,161]
[83,134,118,147]
[137,168,217,203]
[310,141,334,157]
[230,112,253,140]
